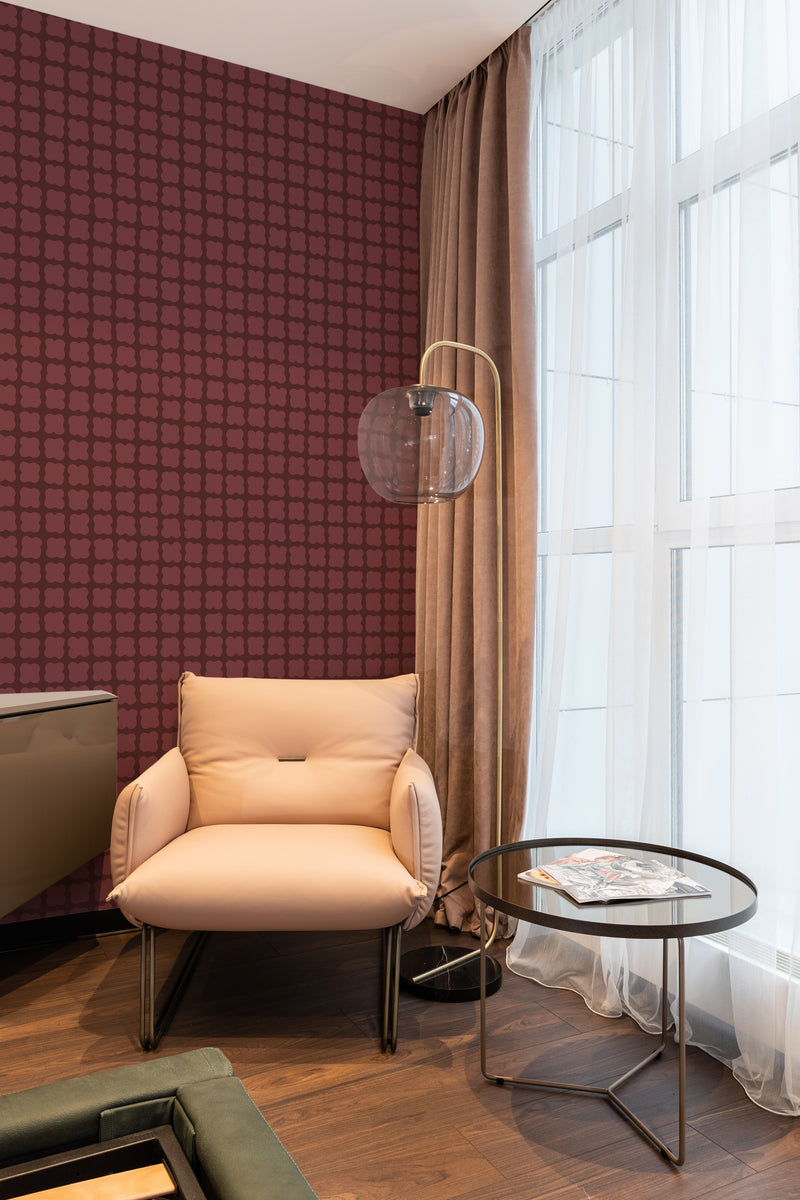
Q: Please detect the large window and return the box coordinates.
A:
[519,0,800,1113]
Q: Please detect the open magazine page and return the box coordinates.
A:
[517,848,624,890]
[518,850,711,904]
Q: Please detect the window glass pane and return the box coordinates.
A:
[583,225,619,379]
[574,378,614,528]
[732,693,800,949]
[537,258,556,535]
[681,546,732,700]
[776,543,800,694]
[677,0,738,160]
[677,546,732,851]
[561,552,612,710]
[677,0,800,161]
[772,695,800,943]
[540,553,613,835]
[677,544,800,945]
[539,5,633,236]
[537,226,619,532]
[548,708,608,835]
[680,153,800,499]
[537,550,639,834]
[766,155,800,489]
[682,695,732,858]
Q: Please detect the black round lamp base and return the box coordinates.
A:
[399,944,502,1003]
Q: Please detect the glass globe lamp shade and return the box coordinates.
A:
[357,384,485,504]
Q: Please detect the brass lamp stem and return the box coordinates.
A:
[413,339,504,980]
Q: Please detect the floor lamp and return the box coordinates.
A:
[357,340,503,1001]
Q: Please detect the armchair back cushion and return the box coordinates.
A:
[178,672,419,831]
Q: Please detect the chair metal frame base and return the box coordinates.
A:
[381,924,402,1053]
[479,905,687,1166]
[139,923,403,1054]
[139,924,208,1051]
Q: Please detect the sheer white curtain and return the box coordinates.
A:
[509,0,800,1114]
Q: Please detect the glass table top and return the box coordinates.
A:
[469,838,758,939]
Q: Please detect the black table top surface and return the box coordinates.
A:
[469,837,757,939]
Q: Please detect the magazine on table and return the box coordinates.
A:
[517,847,711,904]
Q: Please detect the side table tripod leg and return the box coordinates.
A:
[661,937,670,1045]
[478,923,688,1165]
[676,936,686,1165]
[479,900,491,1082]
[607,936,687,1164]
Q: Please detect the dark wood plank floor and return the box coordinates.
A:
[1,920,799,1198]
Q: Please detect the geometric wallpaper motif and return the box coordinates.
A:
[0,2,424,920]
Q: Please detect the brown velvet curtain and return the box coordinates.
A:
[417,27,537,932]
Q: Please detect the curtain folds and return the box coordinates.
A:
[509,0,800,1115]
[417,28,537,932]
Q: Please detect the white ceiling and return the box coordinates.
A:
[7,0,536,114]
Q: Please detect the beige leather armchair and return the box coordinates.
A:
[108,672,442,1053]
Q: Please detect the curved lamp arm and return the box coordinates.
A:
[412,339,504,981]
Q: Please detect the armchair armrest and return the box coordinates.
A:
[390,748,443,930]
[108,747,191,890]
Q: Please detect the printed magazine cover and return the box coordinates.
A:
[518,848,710,904]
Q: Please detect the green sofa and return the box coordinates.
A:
[0,1047,318,1200]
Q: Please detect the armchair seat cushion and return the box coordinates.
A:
[108,824,428,932]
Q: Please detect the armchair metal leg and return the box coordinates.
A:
[139,924,208,1050]
[380,924,402,1054]
[139,924,400,1053]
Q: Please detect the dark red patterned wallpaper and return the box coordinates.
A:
[0,2,423,920]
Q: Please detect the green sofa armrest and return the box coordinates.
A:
[0,1050,319,1200]
[177,1077,318,1200]
[0,1048,231,1163]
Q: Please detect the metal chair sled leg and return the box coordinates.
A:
[139,925,208,1051]
[140,923,404,1054]
[381,924,402,1054]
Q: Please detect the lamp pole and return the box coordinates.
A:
[407,340,504,990]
